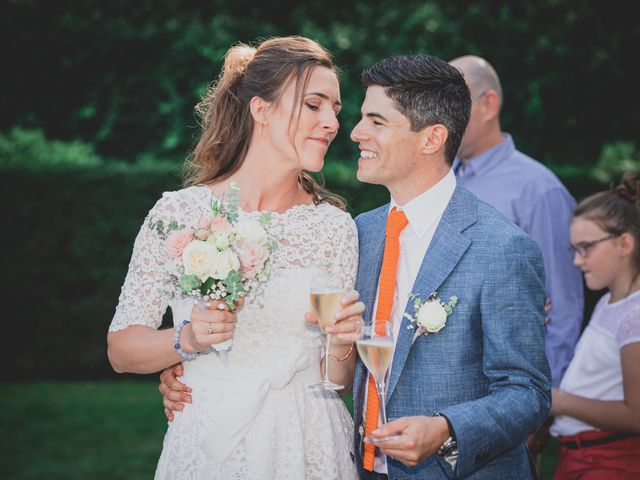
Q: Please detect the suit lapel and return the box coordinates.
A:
[386,186,476,402]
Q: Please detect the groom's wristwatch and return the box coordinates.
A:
[435,414,458,469]
[437,436,458,468]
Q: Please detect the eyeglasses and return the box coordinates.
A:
[571,234,619,257]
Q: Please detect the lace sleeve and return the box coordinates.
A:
[108,194,178,332]
[616,306,640,349]
[327,210,359,289]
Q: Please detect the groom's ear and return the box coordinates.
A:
[421,124,449,156]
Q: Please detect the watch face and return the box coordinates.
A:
[438,437,458,457]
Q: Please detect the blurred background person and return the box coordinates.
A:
[450,55,584,389]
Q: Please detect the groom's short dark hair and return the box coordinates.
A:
[362,54,471,165]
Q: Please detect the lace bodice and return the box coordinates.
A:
[110,185,358,333]
[110,185,359,479]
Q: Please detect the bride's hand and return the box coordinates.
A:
[306,290,365,347]
[327,290,365,346]
[181,300,238,353]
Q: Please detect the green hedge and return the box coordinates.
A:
[3,2,639,169]
[1,161,605,380]
[0,162,390,380]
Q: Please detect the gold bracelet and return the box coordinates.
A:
[328,343,354,362]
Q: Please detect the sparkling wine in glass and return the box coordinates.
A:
[357,321,399,443]
[308,275,347,391]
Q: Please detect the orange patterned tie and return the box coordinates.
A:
[363,207,408,471]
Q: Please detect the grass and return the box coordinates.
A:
[0,381,559,479]
[0,381,166,479]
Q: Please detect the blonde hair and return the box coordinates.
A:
[184,36,345,209]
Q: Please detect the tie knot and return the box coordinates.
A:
[385,208,408,238]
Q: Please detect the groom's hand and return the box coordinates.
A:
[367,416,450,467]
[159,363,191,422]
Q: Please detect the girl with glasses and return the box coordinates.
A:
[549,171,640,479]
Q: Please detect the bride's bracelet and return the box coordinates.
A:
[328,343,354,362]
[174,320,199,361]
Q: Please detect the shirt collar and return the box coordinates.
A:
[389,168,456,238]
[453,133,515,179]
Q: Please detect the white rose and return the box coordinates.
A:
[234,219,268,246]
[207,231,230,250]
[182,240,240,281]
[416,300,447,333]
[209,248,240,279]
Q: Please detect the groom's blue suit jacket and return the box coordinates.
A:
[353,185,552,479]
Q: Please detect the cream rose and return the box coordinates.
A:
[182,240,239,281]
[209,248,240,279]
[416,300,447,333]
[235,219,268,246]
[207,231,230,250]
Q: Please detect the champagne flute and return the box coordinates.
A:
[308,275,347,391]
[357,321,398,442]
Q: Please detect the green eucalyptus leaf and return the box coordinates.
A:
[179,274,201,292]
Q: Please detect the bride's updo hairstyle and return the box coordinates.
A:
[185,36,345,209]
[574,171,640,276]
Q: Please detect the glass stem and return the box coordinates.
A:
[376,381,388,424]
[324,333,331,383]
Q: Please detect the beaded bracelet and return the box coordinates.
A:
[328,343,354,362]
[174,320,199,361]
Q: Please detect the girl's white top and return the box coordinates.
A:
[550,290,640,436]
[110,185,359,480]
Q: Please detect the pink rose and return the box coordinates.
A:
[210,216,231,232]
[165,229,193,259]
[194,228,209,240]
[197,216,210,229]
[238,244,269,278]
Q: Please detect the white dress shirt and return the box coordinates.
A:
[370,169,456,473]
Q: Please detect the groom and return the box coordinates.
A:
[349,54,550,479]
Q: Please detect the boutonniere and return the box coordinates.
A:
[404,292,458,337]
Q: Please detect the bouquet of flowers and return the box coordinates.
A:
[153,184,277,358]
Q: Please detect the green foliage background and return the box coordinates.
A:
[0,131,602,380]
[2,1,639,166]
[0,1,637,380]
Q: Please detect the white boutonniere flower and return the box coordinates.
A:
[404,292,458,339]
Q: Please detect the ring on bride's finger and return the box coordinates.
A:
[207,323,213,335]
[217,303,226,311]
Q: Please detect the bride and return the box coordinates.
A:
[107,36,362,479]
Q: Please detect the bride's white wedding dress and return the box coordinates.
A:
[109,186,358,479]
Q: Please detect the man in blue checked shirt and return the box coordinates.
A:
[450,55,584,389]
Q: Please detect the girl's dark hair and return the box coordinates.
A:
[184,36,345,210]
[574,171,640,271]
